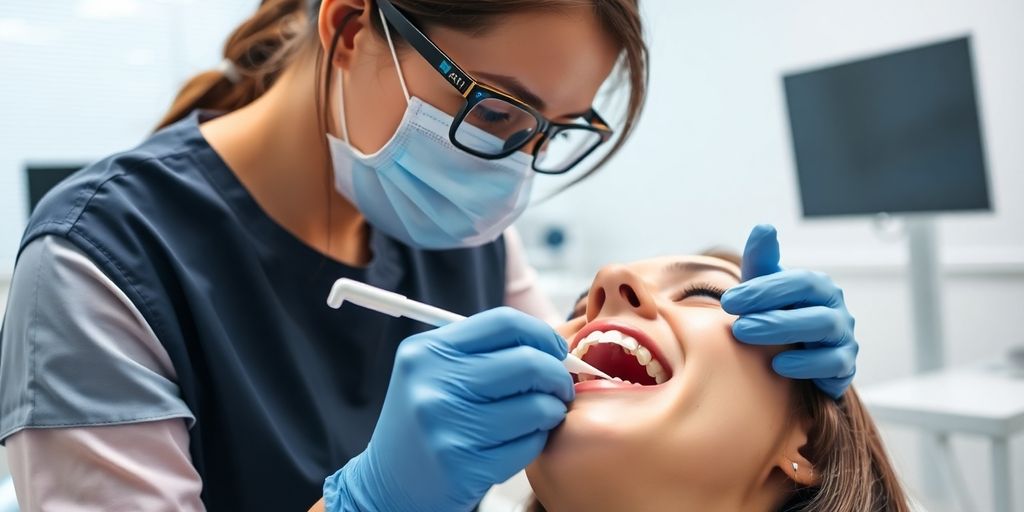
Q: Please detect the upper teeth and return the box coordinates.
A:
[571,330,669,385]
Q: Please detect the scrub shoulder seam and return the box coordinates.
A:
[65,226,169,355]
[0,411,197,442]
[28,148,197,245]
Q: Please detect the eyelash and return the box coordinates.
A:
[673,283,726,302]
[568,282,727,318]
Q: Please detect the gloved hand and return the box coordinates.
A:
[721,225,858,399]
[323,307,574,512]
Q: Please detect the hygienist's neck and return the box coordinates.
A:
[199,53,371,266]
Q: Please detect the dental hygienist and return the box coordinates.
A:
[0,0,857,510]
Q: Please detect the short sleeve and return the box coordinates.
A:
[5,419,205,511]
[0,235,194,441]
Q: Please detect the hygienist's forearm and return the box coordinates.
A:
[309,497,326,512]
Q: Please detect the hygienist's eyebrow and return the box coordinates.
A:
[472,71,592,119]
[664,261,741,281]
[473,72,545,110]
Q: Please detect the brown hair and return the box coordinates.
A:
[784,385,911,511]
[156,0,648,185]
[156,0,312,129]
[530,250,912,511]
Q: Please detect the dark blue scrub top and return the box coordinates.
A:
[16,111,508,510]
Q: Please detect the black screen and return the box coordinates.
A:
[784,37,990,217]
[25,165,84,214]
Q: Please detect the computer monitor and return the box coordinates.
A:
[783,36,990,217]
[25,164,84,214]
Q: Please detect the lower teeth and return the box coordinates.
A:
[577,375,641,386]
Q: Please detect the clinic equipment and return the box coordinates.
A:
[25,164,84,214]
[783,36,990,374]
[783,35,991,497]
[784,35,991,374]
[327,278,612,380]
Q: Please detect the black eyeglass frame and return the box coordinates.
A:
[376,0,614,175]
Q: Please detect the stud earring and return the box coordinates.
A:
[791,461,799,475]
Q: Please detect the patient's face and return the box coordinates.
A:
[527,255,800,511]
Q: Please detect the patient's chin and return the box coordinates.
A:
[549,405,630,452]
[535,406,657,487]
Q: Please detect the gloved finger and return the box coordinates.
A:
[771,343,858,380]
[471,393,567,444]
[732,307,854,345]
[466,345,575,403]
[815,374,855,400]
[434,307,567,359]
[480,430,550,484]
[740,224,783,281]
[722,269,843,315]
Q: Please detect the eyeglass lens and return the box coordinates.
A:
[454,98,602,172]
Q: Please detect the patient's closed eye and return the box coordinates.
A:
[673,283,726,302]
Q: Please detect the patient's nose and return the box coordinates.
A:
[587,264,658,322]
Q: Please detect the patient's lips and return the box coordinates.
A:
[570,321,672,392]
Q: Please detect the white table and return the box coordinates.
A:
[860,363,1024,512]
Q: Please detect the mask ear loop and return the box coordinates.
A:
[336,69,352,143]
[336,9,410,144]
[378,8,411,103]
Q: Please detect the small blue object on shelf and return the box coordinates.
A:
[543,226,566,251]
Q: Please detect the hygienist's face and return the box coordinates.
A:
[527,256,812,511]
[319,0,620,155]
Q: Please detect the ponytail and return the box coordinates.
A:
[155,0,312,130]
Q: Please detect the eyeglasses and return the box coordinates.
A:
[376,0,614,175]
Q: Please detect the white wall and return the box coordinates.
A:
[520,0,1023,270]
[1,0,1023,509]
[517,1,1024,510]
[0,0,261,272]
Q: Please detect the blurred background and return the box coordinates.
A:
[1,0,1022,510]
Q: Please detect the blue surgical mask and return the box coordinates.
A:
[326,15,534,250]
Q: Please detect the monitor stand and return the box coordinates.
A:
[902,215,949,502]
[905,215,946,372]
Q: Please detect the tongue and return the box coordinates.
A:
[581,344,657,385]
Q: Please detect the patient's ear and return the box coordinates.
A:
[774,420,821,487]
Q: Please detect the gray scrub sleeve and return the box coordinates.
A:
[0,235,195,441]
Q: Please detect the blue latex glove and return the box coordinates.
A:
[721,225,858,399]
[323,307,574,512]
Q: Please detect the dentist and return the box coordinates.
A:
[0,0,857,511]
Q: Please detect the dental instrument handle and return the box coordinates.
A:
[328,278,464,324]
[328,278,611,380]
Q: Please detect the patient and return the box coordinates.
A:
[524,252,910,512]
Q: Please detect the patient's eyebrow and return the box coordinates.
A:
[664,261,741,281]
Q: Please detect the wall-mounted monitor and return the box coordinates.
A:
[784,36,990,217]
[25,164,85,214]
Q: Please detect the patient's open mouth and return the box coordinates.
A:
[570,323,672,388]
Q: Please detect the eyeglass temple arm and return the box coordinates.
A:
[586,110,611,132]
[376,0,477,97]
